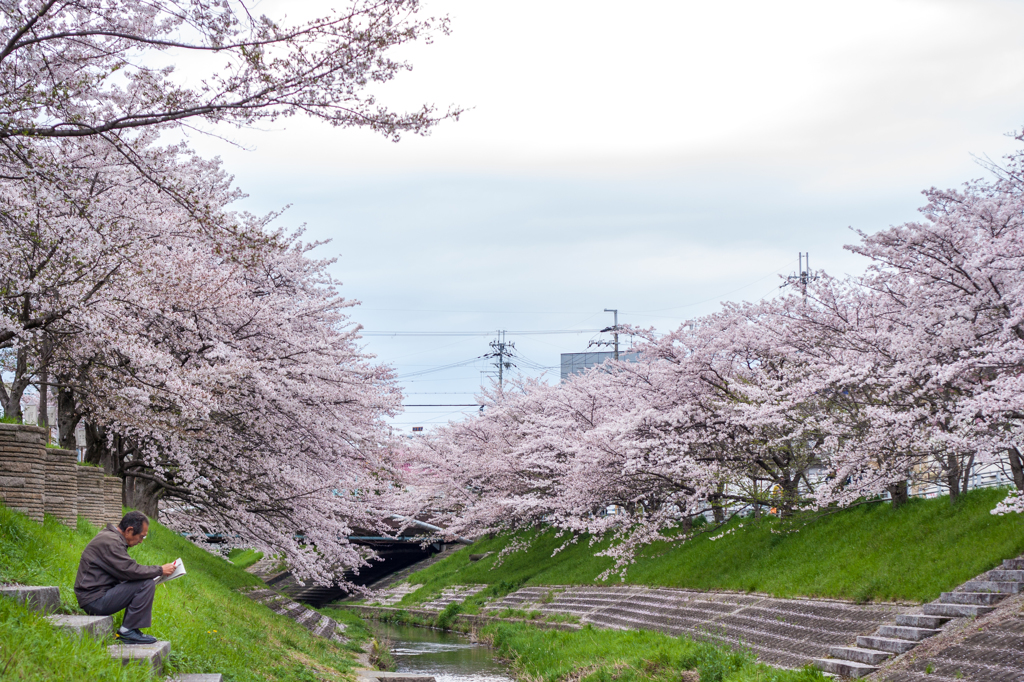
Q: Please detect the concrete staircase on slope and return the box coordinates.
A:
[813,557,1024,678]
[420,584,487,611]
[241,587,348,641]
[0,584,220,678]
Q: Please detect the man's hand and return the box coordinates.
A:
[161,562,176,576]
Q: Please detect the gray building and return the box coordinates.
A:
[560,351,638,382]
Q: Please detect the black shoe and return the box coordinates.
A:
[114,628,157,645]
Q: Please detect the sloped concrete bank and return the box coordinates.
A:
[348,554,1024,681]
[344,603,583,632]
[485,585,912,669]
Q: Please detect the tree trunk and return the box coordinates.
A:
[57,387,82,452]
[712,482,726,524]
[961,453,975,496]
[1007,447,1024,491]
[36,371,48,429]
[84,422,109,467]
[946,453,960,505]
[123,474,164,518]
[778,476,800,518]
[1,348,32,421]
[887,480,909,509]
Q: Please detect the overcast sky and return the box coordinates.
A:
[191,0,1024,432]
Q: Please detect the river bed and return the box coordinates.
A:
[374,622,515,682]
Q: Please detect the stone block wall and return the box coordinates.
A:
[103,476,122,526]
[76,465,106,527]
[44,448,78,526]
[0,423,47,522]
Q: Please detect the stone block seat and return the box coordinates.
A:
[814,554,1024,678]
[46,614,113,638]
[109,640,171,672]
[0,585,60,613]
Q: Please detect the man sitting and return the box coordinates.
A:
[74,510,175,644]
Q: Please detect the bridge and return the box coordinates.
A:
[253,516,472,607]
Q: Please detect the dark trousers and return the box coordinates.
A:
[81,579,156,630]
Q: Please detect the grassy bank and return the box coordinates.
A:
[0,503,366,681]
[485,621,823,682]
[397,487,1024,606]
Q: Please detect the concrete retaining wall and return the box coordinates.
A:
[0,424,47,522]
[44,448,78,526]
[103,476,122,526]
[76,465,106,527]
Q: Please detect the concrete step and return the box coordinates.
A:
[0,585,60,614]
[1002,558,1024,570]
[855,636,918,654]
[812,658,878,679]
[895,614,950,629]
[45,614,112,638]
[876,625,942,641]
[956,580,1024,594]
[940,591,1007,605]
[828,646,892,665]
[984,569,1024,582]
[108,640,170,673]
[172,676,223,682]
[923,602,994,618]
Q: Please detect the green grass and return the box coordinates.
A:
[480,621,826,682]
[400,487,1024,605]
[0,596,153,681]
[0,503,364,681]
[227,548,264,570]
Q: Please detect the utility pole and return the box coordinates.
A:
[486,331,516,391]
[604,309,619,360]
[589,309,621,359]
[781,252,818,297]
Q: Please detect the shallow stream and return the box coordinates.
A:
[374,623,515,682]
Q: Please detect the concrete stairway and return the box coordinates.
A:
[367,582,419,606]
[420,584,487,611]
[242,587,348,642]
[0,583,224,678]
[485,585,907,669]
[813,557,1024,678]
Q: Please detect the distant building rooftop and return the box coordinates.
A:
[560,351,638,382]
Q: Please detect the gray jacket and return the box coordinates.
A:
[74,524,162,606]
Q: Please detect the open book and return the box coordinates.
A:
[154,558,186,585]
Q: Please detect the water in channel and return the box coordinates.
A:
[375,622,515,682]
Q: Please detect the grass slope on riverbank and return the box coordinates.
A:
[0,502,366,681]
[483,621,824,682]
[398,487,1024,605]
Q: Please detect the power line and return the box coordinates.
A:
[363,328,602,337]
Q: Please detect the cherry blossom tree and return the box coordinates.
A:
[0,0,457,141]
[406,135,1024,576]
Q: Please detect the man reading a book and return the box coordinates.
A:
[74,510,175,645]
